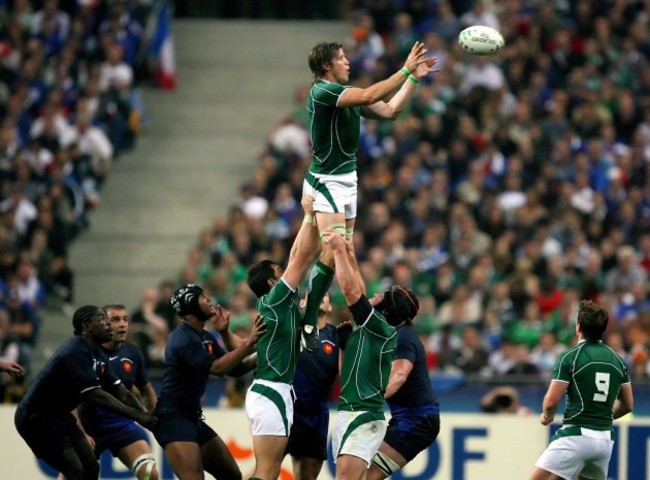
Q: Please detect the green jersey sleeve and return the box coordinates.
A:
[553,349,574,383]
[311,81,348,107]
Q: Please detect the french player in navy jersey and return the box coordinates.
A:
[14,306,157,480]
[366,288,442,480]
[286,291,343,480]
[75,304,160,480]
[152,284,265,480]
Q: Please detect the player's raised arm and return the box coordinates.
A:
[209,315,265,376]
[337,41,427,107]
[281,195,320,290]
[322,229,363,306]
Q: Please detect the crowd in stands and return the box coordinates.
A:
[149,0,650,392]
[11,0,647,407]
[0,0,156,402]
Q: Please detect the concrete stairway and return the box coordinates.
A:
[35,19,347,368]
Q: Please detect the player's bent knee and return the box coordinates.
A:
[372,451,401,477]
[132,452,157,480]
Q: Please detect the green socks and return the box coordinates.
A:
[303,260,334,326]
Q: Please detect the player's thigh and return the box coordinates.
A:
[332,411,387,466]
[15,407,92,474]
[291,456,324,480]
[336,454,370,480]
[252,435,289,472]
[579,438,614,480]
[164,441,204,480]
[304,172,357,220]
[535,436,591,480]
[69,430,100,477]
[152,410,202,447]
[200,434,241,480]
[245,380,294,437]
[383,412,440,462]
[286,407,329,461]
[529,466,564,480]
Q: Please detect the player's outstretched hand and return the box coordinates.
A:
[336,321,353,350]
[137,411,158,431]
[247,315,267,347]
[0,360,25,377]
[322,228,345,250]
[301,194,315,215]
[210,305,231,334]
[403,41,427,74]
[539,413,553,426]
[412,56,440,81]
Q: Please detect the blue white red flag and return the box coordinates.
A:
[148,0,176,90]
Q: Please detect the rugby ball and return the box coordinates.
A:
[458,25,504,56]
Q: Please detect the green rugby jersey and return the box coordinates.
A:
[553,340,630,430]
[338,305,397,413]
[307,79,360,175]
[254,279,301,384]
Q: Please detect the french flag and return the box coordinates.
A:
[148,0,177,90]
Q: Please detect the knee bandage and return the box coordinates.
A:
[132,453,156,480]
[345,227,354,240]
[372,451,401,477]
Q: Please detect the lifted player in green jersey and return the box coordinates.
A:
[531,300,634,480]
[303,41,438,244]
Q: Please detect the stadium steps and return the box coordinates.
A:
[34,20,346,370]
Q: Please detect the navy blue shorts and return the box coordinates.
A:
[384,412,440,462]
[91,421,150,456]
[153,410,217,448]
[285,405,329,460]
[14,406,86,459]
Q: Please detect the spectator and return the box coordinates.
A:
[480,386,532,415]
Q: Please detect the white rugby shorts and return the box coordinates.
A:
[302,171,357,220]
[331,410,387,467]
[245,379,294,436]
[535,429,614,480]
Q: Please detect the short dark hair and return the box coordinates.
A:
[247,260,278,298]
[308,42,343,79]
[577,300,608,342]
[72,305,101,335]
[376,285,420,326]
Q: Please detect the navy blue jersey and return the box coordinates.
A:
[79,342,150,432]
[19,336,120,414]
[156,322,226,414]
[386,324,438,412]
[293,323,340,409]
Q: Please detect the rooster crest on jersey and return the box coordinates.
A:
[458,25,505,56]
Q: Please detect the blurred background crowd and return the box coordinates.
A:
[165,0,650,403]
[0,0,167,401]
[3,0,650,409]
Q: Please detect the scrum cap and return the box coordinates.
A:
[171,284,204,318]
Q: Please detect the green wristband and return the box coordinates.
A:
[408,74,420,84]
[400,66,410,77]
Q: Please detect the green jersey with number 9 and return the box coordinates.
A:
[553,340,631,430]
